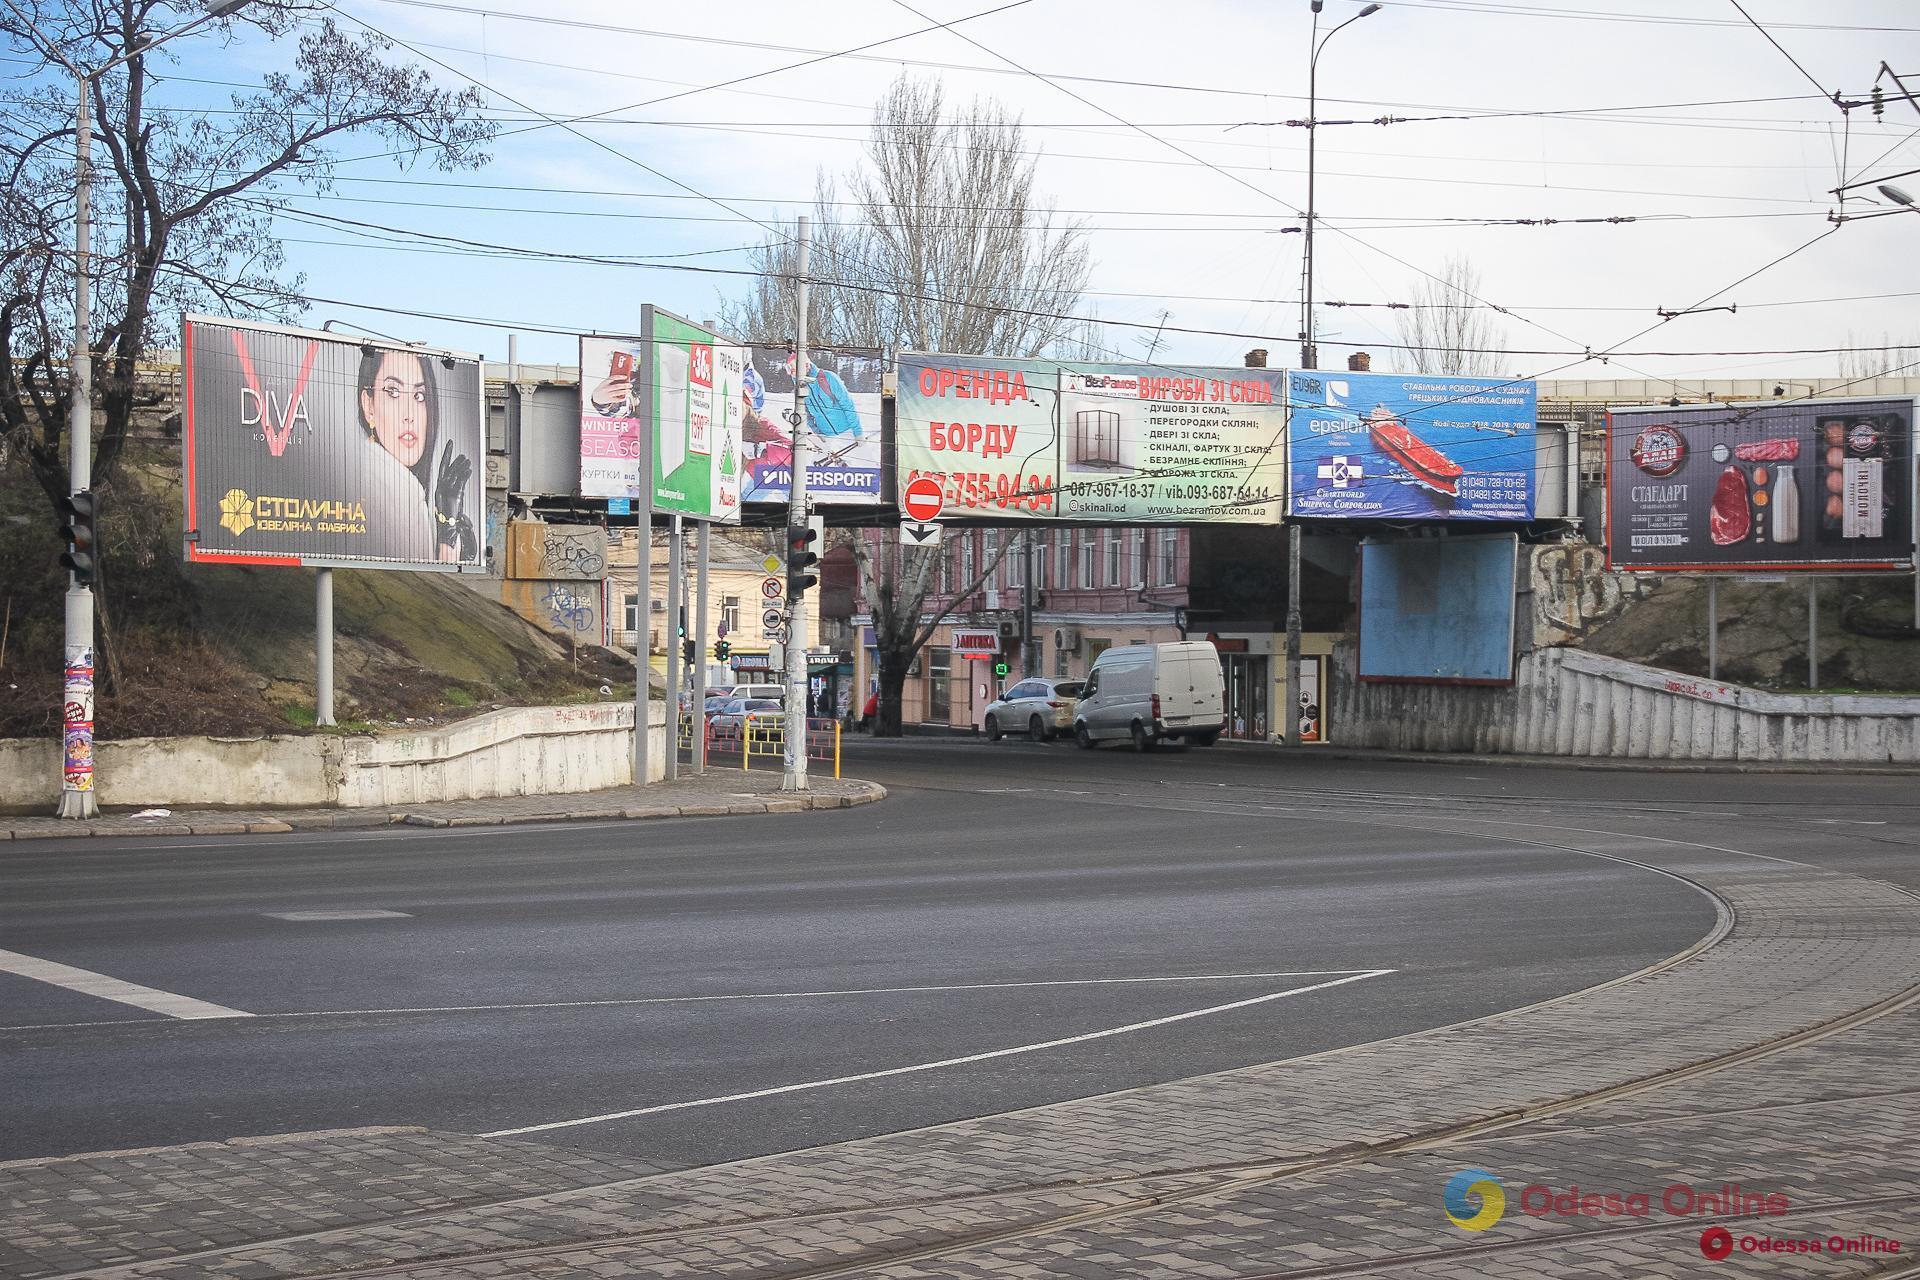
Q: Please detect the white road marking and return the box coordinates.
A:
[0,948,251,1021]
[482,968,1395,1137]
[263,910,413,921]
[0,970,1387,1033]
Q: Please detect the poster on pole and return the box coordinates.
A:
[1288,370,1537,521]
[1605,398,1915,571]
[895,354,1287,522]
[181,315,483,569]
[647,309,744,523]
[741,346,883,504]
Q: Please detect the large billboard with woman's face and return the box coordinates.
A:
[182,316,484,569]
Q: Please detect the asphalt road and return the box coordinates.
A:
[7,738,1910,1172]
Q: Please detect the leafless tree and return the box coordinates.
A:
[1392,255,1508,376]
[1,0,496,522]
[721,73,1091,734]
[1837,332,1920,381]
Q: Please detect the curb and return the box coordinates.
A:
[0,781,886,842]
[1211,740,1920,775]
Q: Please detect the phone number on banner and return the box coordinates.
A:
[905,469,1055,514]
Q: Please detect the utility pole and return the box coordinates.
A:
[1022,531,1036,676]
[783,216,812,791]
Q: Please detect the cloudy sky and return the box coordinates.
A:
[196,0,1920,387]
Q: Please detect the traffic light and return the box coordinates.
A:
[58,492,97,587]
[713,638,732,661]
[682,637,696,668]
[993,660,1010,679]
[786,523,819,600]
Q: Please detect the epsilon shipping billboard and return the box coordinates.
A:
[1606,398,1915,571]
[182,316,484,569]
[895,354,1287,522]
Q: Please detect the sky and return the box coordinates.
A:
[135,0,1920,389]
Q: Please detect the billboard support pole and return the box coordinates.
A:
[1706,576,1718,681]
[316,569,335,726]
[1284,522,1302,747]
[665,514,683,780]
[1808,578,1819,689]
[635,306,656,787]
[694,520,710,773]
[784,216,812,792]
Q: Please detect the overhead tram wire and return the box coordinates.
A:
[1727,0,1841,104]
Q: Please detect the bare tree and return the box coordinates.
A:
[1392,255,1508,376]
[1837,332,1920,381]
[722,73,1092,734]
[1,0,496,522]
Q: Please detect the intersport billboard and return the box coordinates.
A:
[741,345,884,504]
[895,354,1287,523]
[182,316,483,569]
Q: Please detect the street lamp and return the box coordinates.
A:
[1289,0,1380,751]
[1300,0,1382,370]
[1,0,253,816]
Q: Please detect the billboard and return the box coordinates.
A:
[1605,399,1915,572]
[182,316,483,569]
[1358,534,1519,683]
[895,355,1287,523]
[1288,371,1537,521]
[741,346,883,504]
[579,310,744,522]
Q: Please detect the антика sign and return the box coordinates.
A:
[1288,370,1537,521]
[894,354,1287,523]
[182,316,483,569]
[741,346,883,504]
[1606,398,1915,571]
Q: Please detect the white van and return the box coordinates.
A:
[1072,641,1225,750]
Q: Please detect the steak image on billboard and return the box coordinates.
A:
[1605,398,1915,571]
[740,346,883,504]
[182,316,484,569]
[1288,370,1537,520]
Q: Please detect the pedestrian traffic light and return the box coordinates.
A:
[713,639,732,661]
[58,492,97,587]
[786,523,819,600]
[993,660,1010,678]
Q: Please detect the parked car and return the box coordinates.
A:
[982,677,1086,742]
[1073,642,1225,750]
[713,682,784,703]
[708,698,782,740]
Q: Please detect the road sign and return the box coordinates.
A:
[760,576,784,600]
[902,475,944,523]
[761,606,784,637]
[761,553,783,575]
[902,521,942,548]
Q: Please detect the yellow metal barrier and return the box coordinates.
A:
[689,715,840,779]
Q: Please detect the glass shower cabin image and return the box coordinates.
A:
[1065,391,1140,474]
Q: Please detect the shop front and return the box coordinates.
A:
[1208,632,1338,743]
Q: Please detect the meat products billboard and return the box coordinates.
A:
[895,354,1288,523]
[1606,399,1915,571]
[182,316,484,569]
[1288,371,1537,521]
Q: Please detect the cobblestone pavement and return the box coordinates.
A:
[3,814,1916,1278]
[0,771,882,842]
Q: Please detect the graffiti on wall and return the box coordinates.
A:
[1530,544,1655,648]
[501,579,604,642]
[506,521,606,580]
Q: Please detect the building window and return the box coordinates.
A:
[1106,532,1122,586]
[721,595,740,635]
[623,593,639,636]
[1006,533,1024,589]
[928,646,952,720]
[1079,534,1096,589]
[1056,532,1071,589]
[939,543,951,594]
[960,533,975,590]
[1159,530,1178,585]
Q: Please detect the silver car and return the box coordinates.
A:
[982,677,1086,743]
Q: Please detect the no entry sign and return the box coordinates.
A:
[902,475,944,523]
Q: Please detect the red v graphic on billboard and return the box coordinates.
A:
[231,329,318,457]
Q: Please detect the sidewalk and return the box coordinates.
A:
[2,806,1915,1277]
[1216,738,1920,775]
[0,770,884,842]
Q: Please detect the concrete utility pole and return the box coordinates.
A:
[12,0,255,816]
[783,216,812,791]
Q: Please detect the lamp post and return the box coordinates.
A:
[2,0,253,816]
[1300,0,1382,371]
[1289,1,1379,750]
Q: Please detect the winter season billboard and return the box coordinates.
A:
[579,309,744,522]
[741,346,883,504]
[1605,398,1915,572]
[895,354,1288,523]
[1288,371,1537,521]
[181,316,483,569]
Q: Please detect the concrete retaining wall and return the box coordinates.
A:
[0,703,665,811]
[1333,645,1920,763]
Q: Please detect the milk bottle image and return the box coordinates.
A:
[1770,465,1800,545]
